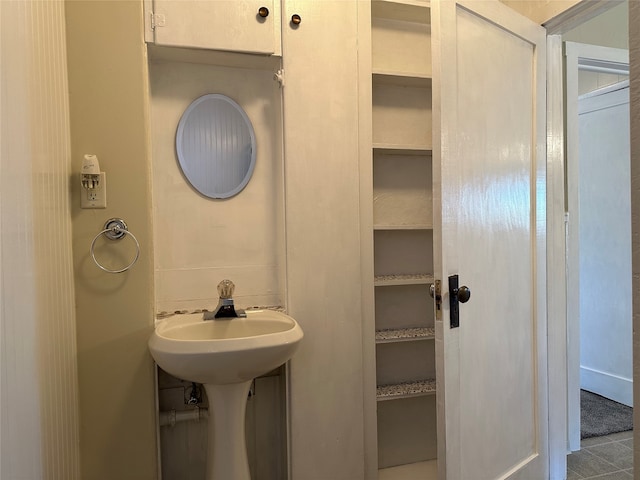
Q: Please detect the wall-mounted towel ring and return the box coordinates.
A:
[90,218,140,274]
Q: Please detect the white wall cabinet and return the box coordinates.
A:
[145,0,281,55]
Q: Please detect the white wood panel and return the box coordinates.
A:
[377,396,437,469]
[372,0,431,25]
[374,230,434,277]
[375,284,434,331]
[282,2,365,478]
[373,83,432,147]
[372,17,431,76]
[149,61,285,313]
[376,341,435,385]
[433,2,547,479]
[374,152,433,227]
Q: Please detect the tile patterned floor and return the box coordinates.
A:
[567,431,633,479]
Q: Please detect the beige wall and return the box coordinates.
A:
[630,0,640,469]
[65,1,157,479]
[500,0,582,24]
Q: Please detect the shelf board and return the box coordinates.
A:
[373,70,432,88]
[377,378,436,401]
[379,460,438,479]
[372,0,431,24]
[374,224,433,231]
[373,143,432,155]
[147,44,281,71]
[376,327,435,344]
[374,273,434,286]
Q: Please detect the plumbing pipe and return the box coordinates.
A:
[159,406,209,427]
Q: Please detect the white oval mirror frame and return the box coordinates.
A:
[176,94,256,199]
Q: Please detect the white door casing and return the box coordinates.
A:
[432,1,548,479]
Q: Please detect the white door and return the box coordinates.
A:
[432,2,548,479]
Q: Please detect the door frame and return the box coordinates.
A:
[544,2,628,478]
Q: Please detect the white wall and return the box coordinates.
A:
[629,0,640,469]
[563,1,629,96]
[149,59,285,314]
[563,1,628,49]
[0,1,80,478]
[577,87,632,406]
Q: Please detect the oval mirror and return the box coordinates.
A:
[176,94,256,199]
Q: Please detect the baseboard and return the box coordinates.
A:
[580,366,633,407]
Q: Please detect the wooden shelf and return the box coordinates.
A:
[373,70,432,88]
[377,378,436,401]
[373,143,432,155]
[374,273,434,286]
[379,459,438,479]
[374,224,432,231]
[376,327,435,344]
[372,0,431,24]
[147,44,281,71]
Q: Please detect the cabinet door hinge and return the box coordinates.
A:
[274,69,285,87]
[150,12,166,30]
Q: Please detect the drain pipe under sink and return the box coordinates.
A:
[159,406,209,428]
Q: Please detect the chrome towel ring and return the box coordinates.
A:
[90,218,140,274]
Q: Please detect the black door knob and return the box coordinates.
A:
[258,6,269,18]
[291,14,302,25]
[458,285,471,303]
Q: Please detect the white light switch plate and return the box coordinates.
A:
[81,172,107,208]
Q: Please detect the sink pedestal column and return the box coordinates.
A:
[204,380,253,480]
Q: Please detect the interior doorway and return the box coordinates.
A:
[544,2,631,477]
[565,41,631,451]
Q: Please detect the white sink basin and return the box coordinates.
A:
[148,309,303,385]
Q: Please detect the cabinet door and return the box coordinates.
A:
[432,1,548,479]
[280,1,365,479]
[151,0,278,54]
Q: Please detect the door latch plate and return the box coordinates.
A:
[449,274,460,328]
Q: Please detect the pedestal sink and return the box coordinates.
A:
[148,309,303,480]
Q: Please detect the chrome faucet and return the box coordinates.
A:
[204,279,246,320]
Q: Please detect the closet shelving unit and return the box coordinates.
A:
[371,0,437,475]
